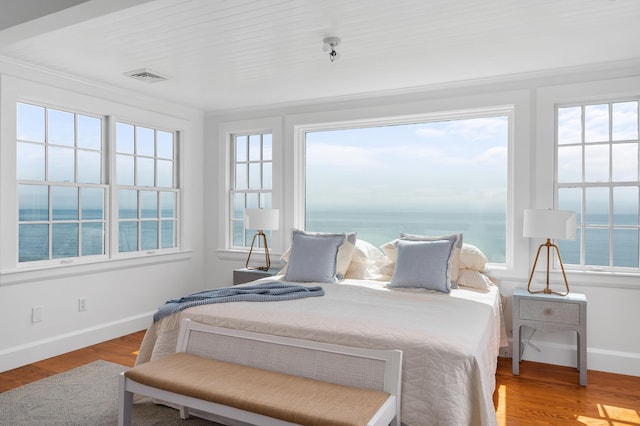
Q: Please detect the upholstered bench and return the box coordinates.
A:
[118,319,403,426]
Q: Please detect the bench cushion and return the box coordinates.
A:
[126,352,390,426]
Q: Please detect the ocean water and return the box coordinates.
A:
[19,209,175,262]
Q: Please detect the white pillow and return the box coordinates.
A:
[460,243,488,271]
[345,239,391,280]
[456,269,492,290]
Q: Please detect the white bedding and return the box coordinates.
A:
[136,278,505,426]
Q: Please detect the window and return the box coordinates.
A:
[230,132,273,248]
[116,122,179,253]
[15,101,180,266]
[304,112,510,263]
[556,100,640,270]
[17,103,106,263]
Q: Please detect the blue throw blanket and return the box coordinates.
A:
[153,281,324,322]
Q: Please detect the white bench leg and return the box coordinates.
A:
[118,373,133,426]
[179,405,190,419]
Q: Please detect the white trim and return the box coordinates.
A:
[0,311,152,372]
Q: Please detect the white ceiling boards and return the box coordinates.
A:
[1,0,638,113]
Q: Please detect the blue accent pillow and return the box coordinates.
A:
[388,239,456,293]
[283,229,346,283]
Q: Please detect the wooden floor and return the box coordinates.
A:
[1,331,639,425]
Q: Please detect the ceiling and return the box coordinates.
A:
[1,0,639,114]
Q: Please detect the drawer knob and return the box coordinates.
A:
[544,307,553,315]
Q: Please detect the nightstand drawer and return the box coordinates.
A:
[519,299,580,325]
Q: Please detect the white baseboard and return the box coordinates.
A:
[503,337,640,377]
[0,312,153,373]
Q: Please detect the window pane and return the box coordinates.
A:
[235,163,247,189]
[157,159,173,187]
[557,146,582,182]
[558,187,582,225]
[77,115,101,150]
[585,187,609,225]
[161,221,175,248]
[82,223,104,256]
[306,116,508,260]
[260,192,272,209]
[52,186,78,220]
[263,134,272,160]
[17,142,45,180]
[262,163,272,189]
[160,192,175,218]
[612,143,638,181]
[141,191,158,218]
[19,184,49,221]
[613,229,638,268]
[557,107,582,145]
[249,134,261,161]
[246,192,258,209]
[116,154,134,185]
[558,228,581,265]
[119,190,137,219]
[249,163,261,189]
[82,187,104,220]
[233,220,244,246]
[136,157,155,186]
[157,131,173,159]
[52,223,78,258]
[585,104,609,143]
[613,187,638,225]
[116,123,134,154]
[584,144,609,182]
[612,101,638,141]
[77,150,101,184]
[119,222,138,252]
[235,136,247,162]
[585,228,609,266]
[141,221,158,250]
[48,146,75,182]
[17,103,45,142]
[137,126,155,156]
[19,224,48,262]
[48,109,74,147]
[233,193,244,219]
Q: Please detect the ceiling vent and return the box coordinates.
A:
[124,68,168,83]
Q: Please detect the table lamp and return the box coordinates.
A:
[244,208,279,271]
[523,209,576,296]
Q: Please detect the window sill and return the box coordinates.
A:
[0,250,193,287]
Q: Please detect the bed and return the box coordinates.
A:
[136,232,506,426]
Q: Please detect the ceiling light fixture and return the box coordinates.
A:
[322,37,341,62]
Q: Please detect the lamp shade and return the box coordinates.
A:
[523,209,576,240]
[245,209,279,231]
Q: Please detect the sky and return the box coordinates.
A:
[305,115,509,213]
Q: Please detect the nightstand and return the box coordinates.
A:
[512,287,588,386]
[233,268,280,285]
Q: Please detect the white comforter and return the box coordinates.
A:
[136,278,504,426]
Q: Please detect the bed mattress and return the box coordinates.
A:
[136,278,504,426]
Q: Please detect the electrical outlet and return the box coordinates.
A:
[78,298,87,312]
[32,306,43,323]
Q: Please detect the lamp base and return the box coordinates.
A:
[527,239,570,296]
[245,230,271,271]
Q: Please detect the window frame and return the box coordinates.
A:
[217,117,283,258]
[0,75,189,282]
[292,105,517,269]
[555,98,640,272]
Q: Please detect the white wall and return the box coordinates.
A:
[0,59,206,372]
[205,62,640,377]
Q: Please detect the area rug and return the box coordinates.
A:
[0,360,220,425]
